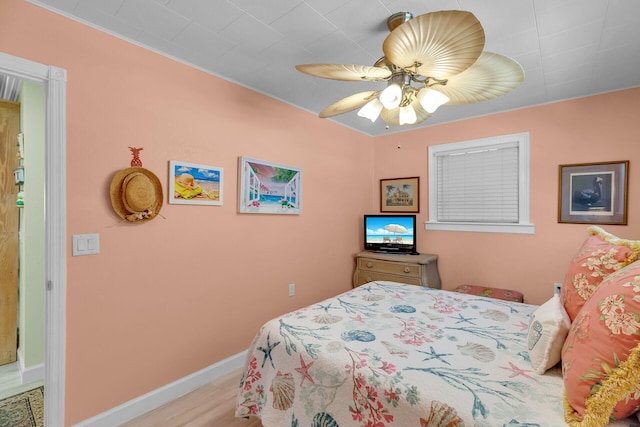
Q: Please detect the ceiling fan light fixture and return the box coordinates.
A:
[295,10,524,128]
[357,98,383,122]
[417,88,450,113]
[379,83,402,110]
[399,104,417,125]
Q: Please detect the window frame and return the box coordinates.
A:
[425,132,535,234]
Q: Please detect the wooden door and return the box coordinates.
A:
[0,99,20,365]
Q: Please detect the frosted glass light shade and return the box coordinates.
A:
[379,83,402,109]
[399,105,417,125]
[417,88,450,113]
[357,98,383,122]
[319,91,379,118]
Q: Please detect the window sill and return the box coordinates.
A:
[424,221,535,235]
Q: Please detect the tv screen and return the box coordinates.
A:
[364,214,417,254]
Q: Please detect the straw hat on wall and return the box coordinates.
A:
[110,167,163,222]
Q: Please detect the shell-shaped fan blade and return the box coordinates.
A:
[296,64,391,81]
[383,10,485,79]
[380,97,432,127]
[319,91,379,118]
[436,52,525,105]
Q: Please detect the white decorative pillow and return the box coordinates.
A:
[527,294,571,374]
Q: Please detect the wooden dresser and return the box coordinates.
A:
[353,251,441,289]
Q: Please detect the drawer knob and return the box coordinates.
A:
[403,267,411,273]
[366,262,373,268]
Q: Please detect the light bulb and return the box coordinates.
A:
[417,88,449,113]
[357,98,383,123]
[399,105,417,125]
[379,84,402,109]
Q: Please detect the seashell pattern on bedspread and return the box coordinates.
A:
[235,281,639,427]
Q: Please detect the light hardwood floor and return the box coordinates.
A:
[122,368,262,427]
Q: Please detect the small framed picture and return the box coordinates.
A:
[380,177,419,213]
[238,157,302,214]
[169,160,223,206]
[558,161,628,224]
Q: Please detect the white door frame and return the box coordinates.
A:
[0,52,66,427]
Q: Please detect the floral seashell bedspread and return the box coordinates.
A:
[235,281,638,427]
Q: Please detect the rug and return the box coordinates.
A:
[0,387,44,427]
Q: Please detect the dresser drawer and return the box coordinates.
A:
[357,258,421,278]
[354,271,422,287]
[352,251,441,289]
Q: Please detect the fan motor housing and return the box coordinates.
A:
[387,12,413,31]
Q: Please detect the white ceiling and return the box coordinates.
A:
[28,0,640,137]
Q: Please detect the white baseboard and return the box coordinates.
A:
[17,348,45,385]
[73,350,247,427]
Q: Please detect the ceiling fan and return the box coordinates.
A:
[296,10,524,127]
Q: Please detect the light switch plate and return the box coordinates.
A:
[72,234,100,256]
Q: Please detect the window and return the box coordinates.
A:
[426,132,534,234]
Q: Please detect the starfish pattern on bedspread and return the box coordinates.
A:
[500,361,536,380]
[257,332,280,369]
[417,346,453,365]
[295,354,314,386]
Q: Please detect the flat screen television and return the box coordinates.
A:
[364,214,418,254]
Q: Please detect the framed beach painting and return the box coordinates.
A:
[558,160,628,224]
[380,177,419,213]
[238,157,302,214]
[169,160,223,206]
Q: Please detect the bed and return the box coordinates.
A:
[235,280,639,426]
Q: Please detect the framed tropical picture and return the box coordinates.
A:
[238,157,302,214]
[558,161,628,224]
[380,177,419,213]
[169,160,223,206]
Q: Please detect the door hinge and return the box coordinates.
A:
[47,280,52,291]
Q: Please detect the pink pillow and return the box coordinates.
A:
[559,226,640,321]
[562,260,640,423]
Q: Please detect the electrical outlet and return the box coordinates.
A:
[553,282,562,295]
[289,283,295,297]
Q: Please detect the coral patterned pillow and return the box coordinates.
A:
[559,226,640,322]
[562,260,640,424]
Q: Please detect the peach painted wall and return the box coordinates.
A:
[375,87,640,305]
[4,0,640,424]
[2,1,374,425]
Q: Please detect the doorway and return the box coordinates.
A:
[0,52,66,427]
[0,77,46,401]
[0,98,20,367]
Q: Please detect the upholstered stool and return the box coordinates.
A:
[452,284,524,303]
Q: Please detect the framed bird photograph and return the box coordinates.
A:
[558,161,629,224]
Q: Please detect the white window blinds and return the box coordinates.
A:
[426,132,534,234]
[435,142,519,223]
